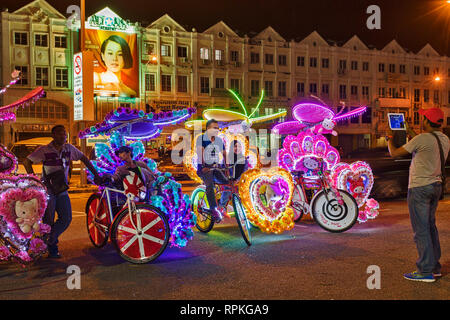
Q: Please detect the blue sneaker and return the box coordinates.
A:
[403,271,435,283]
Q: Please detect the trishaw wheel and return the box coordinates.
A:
[191,187,214,233]
[292,185,307,222]
[311,189,358,233]
[110,204,169,264]
[232,195,252,246]
[86,193,110,248]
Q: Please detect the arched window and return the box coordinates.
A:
[16,99,68,119]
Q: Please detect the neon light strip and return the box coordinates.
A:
[251,110,287,124]
[293,103,335,121]
[227,89,248,117]
[334,106,367,121]
[123,129,161,140]
[202,108,249,120]
[155,113,191,126]
[248,90,265,119]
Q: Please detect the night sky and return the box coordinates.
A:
[1,0,449,56]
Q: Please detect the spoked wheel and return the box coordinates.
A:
[110,204,169,264]
[291,185,309,222]
[311,189,358,233]
[85,193,110,248]
[232,194,252,246]
[191,187,214,233]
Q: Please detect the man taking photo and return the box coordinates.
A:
[387,108,449,282]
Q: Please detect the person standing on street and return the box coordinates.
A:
[386,108,449,282]
[24,125,102,258]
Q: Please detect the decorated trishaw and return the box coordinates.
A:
[79,106,196,264]
[184,90,298,244]
[0,71,50,265]
[273,99,380,232]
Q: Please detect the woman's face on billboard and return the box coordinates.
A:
[102,40,124,73]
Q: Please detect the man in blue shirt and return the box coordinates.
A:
[196,119,228,222]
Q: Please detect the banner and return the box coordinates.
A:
[85,29,139,98]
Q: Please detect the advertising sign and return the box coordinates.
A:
[85,8,139,98]
[73,51,94,121]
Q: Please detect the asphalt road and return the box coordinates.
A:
[0,191,449,300]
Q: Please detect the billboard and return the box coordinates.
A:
[73,51,94,121]
[85,8,139,98]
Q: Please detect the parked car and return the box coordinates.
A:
[9,138,81,181]
[345,146,450,199]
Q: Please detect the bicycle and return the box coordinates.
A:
[191,164,252,246]
[85,172,170,264]
[290,161,358,233]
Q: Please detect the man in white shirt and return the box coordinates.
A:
[387,108,449,282]
[24,125,101,258]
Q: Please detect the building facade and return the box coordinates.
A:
[1,0,449,154]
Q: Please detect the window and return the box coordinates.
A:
[322,84,329,96]
[265,54,274,65]
[434,90,439,103]
[362,62,369,71]
[351,85,358,97]
[448,90,450,104]
[215,77,224,89]
[145,73,156,91]
[55,68,68,88]
[200,48,209,60]
[414,112,420,125]
[230,50,239,62]
[362,86,369,98]
[35,67,48,86]
[389,64,396,73]
[161,75,172,92]
[200,77,209,94]
[177,75,188,92]
[14,66,28,85]
[424,89,430,102]
[414,66,420,75]
[424,66,430,75]
[54,35,67,48]
[322,58,329,69]
[215,49,223,61]
[350,107,360,124]
[143,42,155,55]
[297,82,305,96]
[278,55,287,66]
[339,60,347,70]
[378,63,385,72]
[161,45,171,57]
[310,57,317,68]
[14,32,27,45]
[361,107,372,124]
[230,79,240,93]
[278,81,287,97]
[414,89,420,102]
[399,87,406,98]
[378,87,386,97]
[339,85,347,99]
[177,46,188,58]
[251,52,260,64]
[309,83,317,94]
[35,34,48,47]
[351,61,358,70]
[251,80,260,96]
[399,64,406,74]
[16,100,68,119]
[264,81,273,97]
[297,56,305,67]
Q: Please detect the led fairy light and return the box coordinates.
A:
[238,168,295,234]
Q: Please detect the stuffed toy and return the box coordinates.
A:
[311,118,338,136]
[15,198,40,234]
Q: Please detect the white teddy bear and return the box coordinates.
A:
[15,198,40,234]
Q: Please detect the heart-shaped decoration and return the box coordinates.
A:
[239,168,295,234]
[0,174,50,264]
[0,144,17,175]
[330,161,374,208]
